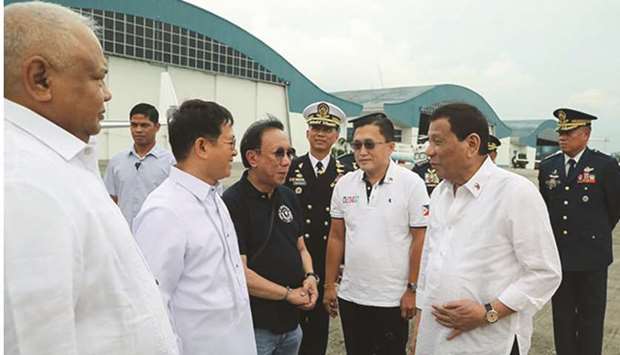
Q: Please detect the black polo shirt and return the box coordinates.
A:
[222,170,305,334]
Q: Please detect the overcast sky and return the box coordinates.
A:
[187,0,619,153]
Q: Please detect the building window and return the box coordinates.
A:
[75,7,285,85]
[393,129,402,143]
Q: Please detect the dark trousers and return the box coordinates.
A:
[338,298,408,355]
[299,297,329,355]
[552,269,608,355]
[510,336,519,355]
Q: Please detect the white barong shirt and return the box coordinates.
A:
[4,99,178,355]
[416,157,562,355]
[134,167,256,355]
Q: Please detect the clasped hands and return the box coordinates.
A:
[285,277,318,311]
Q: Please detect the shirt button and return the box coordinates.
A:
[304,233,310,238]
[564,200,568,205]
[324,221,329,226]
[307,205,312,210]
[306,219,311,224]
[562,216,567,220]
[325,207,330,212]
[84,147,93,155]
[565,186,570,191]
[591,235,596,239]
[563,230,568,235]
[323,235,327,240]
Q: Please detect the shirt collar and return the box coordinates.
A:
[441,156,495,199]
[241,170,276,200]
[309,153,331,170]
[564,148,586,165]
[4,99,87,161]
[360,160,398,185]
[130,144,163,159]
[168,166,216,202]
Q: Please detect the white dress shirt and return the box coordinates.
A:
[416,157,562,355]
[104,145,176,224]
[133,167,256,355]
[4,99,179,355]
[331,160,429,306]
[309,153,331,176]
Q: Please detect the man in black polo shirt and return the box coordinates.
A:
[223,118,319,355]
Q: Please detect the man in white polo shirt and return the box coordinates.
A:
[323,113,429,355]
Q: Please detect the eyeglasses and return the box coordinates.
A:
[259,147,296,161]
[351,139,388,151]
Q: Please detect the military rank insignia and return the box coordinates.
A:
[424,169,440,186]
[289,164,307,186]
[577,166,596,184]
[545,170,560,190]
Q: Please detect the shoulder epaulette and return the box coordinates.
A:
[541,150,562,162]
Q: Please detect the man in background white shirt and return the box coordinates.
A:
[133,99,257,355]
[415,103,562,355]
[104,103,176,225]
[4,2,178,354]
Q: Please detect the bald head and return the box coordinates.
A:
[4,1,99,95]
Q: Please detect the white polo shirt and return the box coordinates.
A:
[330,160,429,307]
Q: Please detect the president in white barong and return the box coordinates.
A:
[414,103,562,355]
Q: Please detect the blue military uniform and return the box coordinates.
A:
[538,108,620,355]
[285,101,349,355]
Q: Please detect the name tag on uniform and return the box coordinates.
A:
[289,177,307,186]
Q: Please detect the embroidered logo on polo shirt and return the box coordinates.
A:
[422,204,430,217]
[278,205,293,223]
[342,195,359,204]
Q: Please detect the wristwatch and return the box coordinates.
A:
[484,303,499,324]
[407,282,417,293]
[305,272,320,283]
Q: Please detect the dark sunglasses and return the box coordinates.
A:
[260,147,296,161]
[351,139,388,151]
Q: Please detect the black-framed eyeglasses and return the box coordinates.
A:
[259,147,296,161]
[351,139,388,151]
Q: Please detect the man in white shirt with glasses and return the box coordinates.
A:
[133,100,256,355]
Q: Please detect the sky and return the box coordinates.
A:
[187,0,620,153]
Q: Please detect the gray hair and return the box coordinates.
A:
[4,1,100,91]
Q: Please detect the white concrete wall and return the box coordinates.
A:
[97,56,289,162]
[494,137,512,167]
[289,112,309,155]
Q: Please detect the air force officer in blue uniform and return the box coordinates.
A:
[538,108,620,355]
